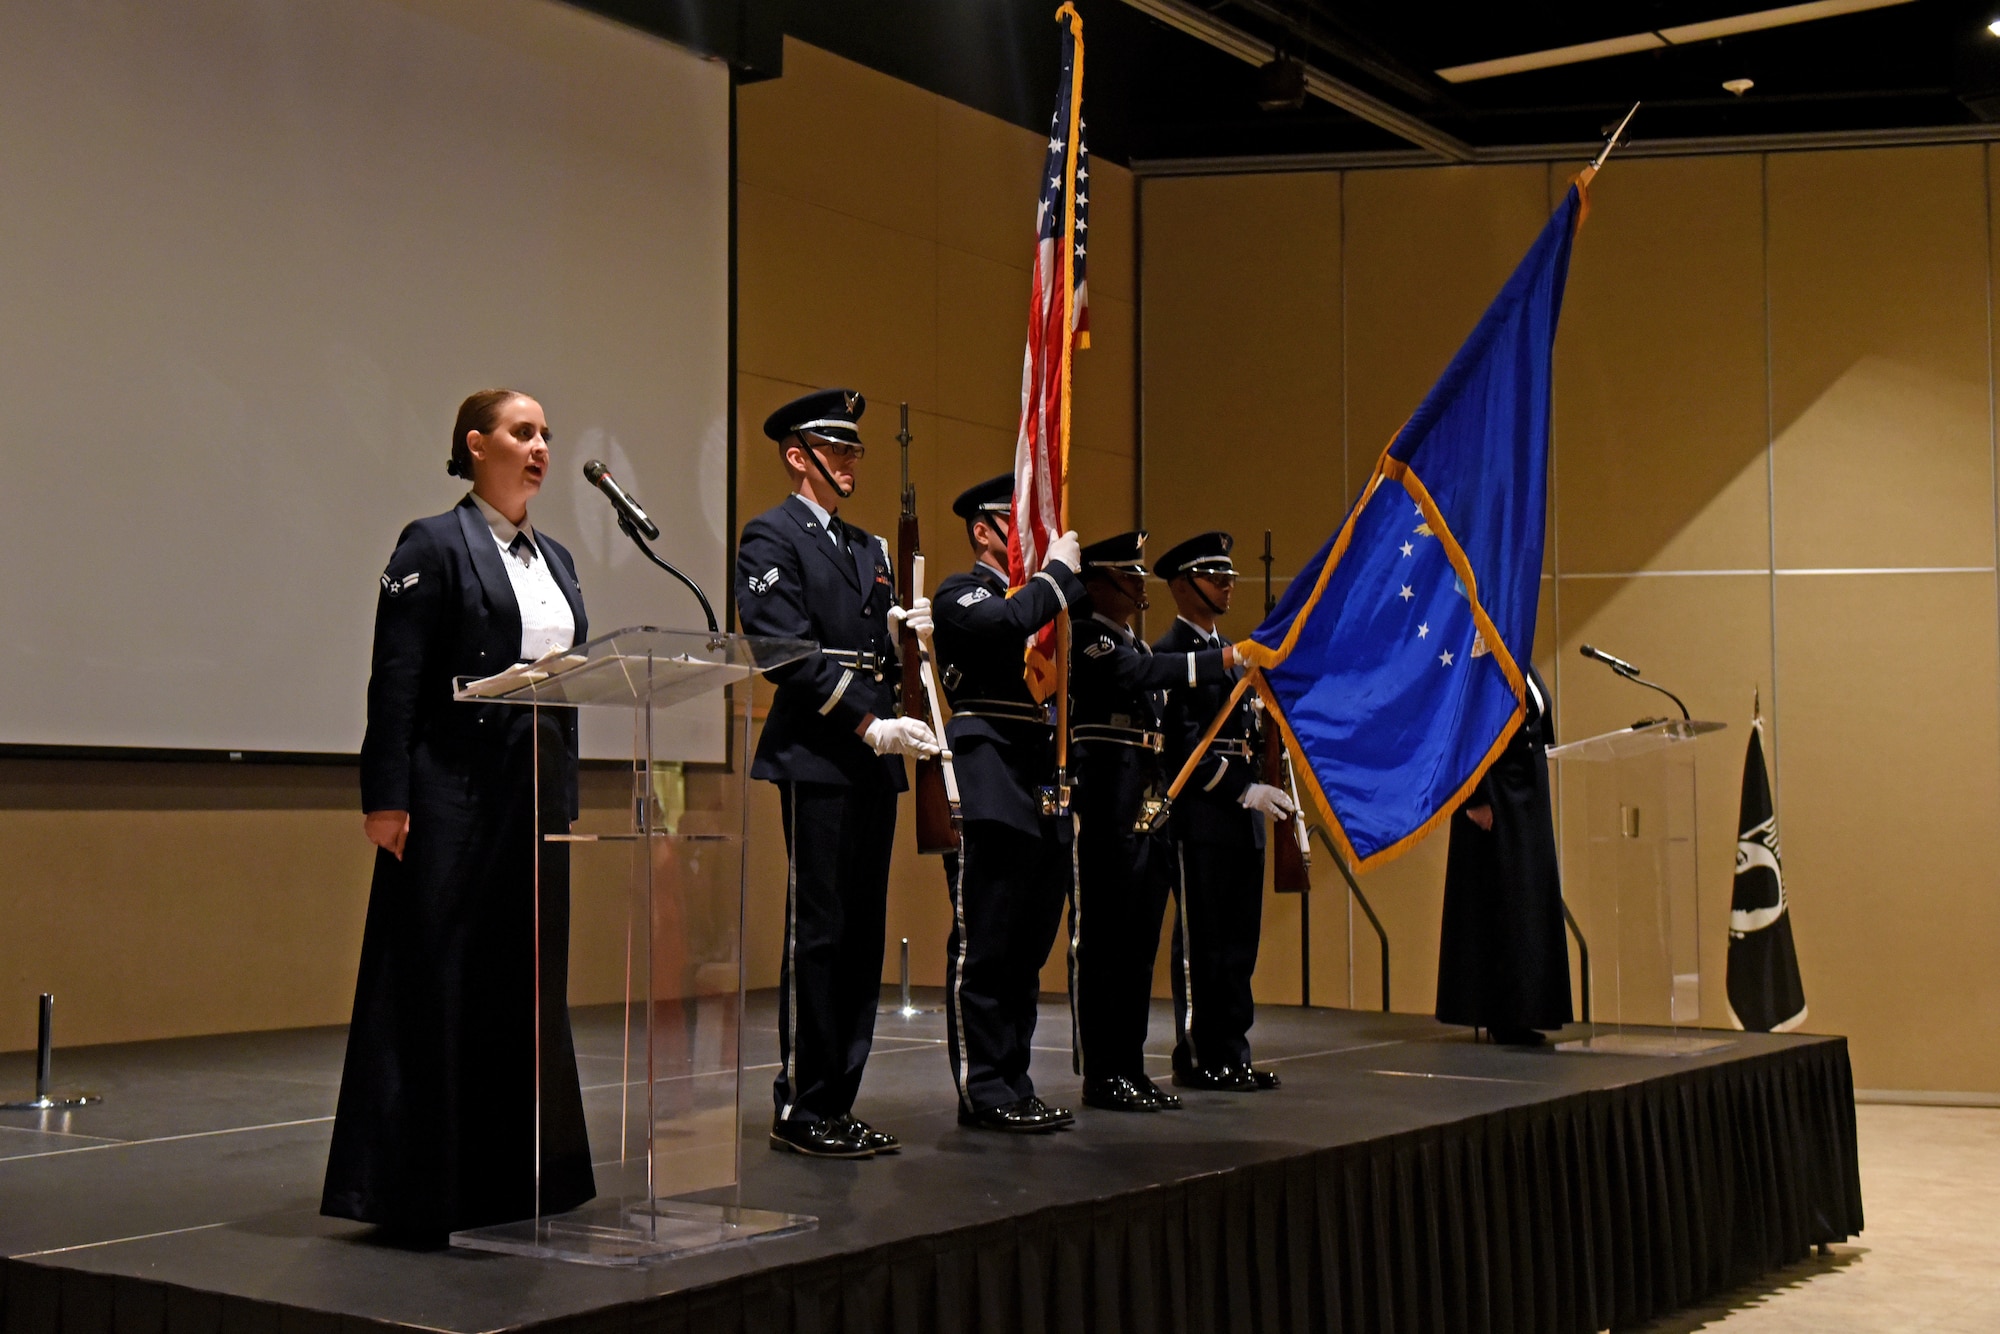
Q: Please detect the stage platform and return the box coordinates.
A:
[0,993,1861,1334]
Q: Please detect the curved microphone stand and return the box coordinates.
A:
[617,515,719,635]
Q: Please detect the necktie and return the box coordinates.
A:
[508,532,535,566]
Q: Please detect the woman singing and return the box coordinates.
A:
[322,389,595,1243]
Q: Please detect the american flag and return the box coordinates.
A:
[1009,2,1089,697]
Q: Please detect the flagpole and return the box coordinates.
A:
[1144,671,1259,828]
[1051,2,1085,815]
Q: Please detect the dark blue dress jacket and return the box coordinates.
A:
[735,495,906,791]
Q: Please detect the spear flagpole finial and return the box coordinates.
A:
[1578,101,1640,188]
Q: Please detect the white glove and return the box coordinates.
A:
[1238,782,1297,819]
[864,716,941,758]
[1043,530,1081,574]
[887,597,933,637]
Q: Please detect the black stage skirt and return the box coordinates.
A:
[322,711,594,1234]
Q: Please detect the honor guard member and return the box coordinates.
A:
[1155,532,1292,1091]
[1068,532,1235,1112]
[735,388,941,1158]
[931,474,1084,1133]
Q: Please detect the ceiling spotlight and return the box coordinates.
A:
[1989,17,2000,36]
[1723,77,1755,95]
[1255,52,1307,112]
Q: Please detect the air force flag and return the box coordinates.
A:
[1239,185,1584,870]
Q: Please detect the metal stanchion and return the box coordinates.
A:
[878,939,938,1017]
[2,994,101,1111]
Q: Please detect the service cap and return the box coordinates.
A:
[1080,530,1150,578]
[1154,530,1237,582]
[952,473,1015,520]
[763,387,865,446]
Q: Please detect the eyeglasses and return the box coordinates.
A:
[807,437,866,462]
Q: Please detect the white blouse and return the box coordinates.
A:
[470,493,576,662]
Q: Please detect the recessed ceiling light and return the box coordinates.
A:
[1988,17,2000,36]
[1724,77,1756,95]
[1436,0,1916,83]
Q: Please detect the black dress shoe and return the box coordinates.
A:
[1489,1026,1547,1046]
[1022,1095,1075,1128]
[1173,1063,1261,1092]
[769,1117,874,1158]
[1135,1074,1183,1109]
[831,1114,900,1153]
[1082,1073,1162,1112]
[958,1096,1071,1133]
[1245,1066,1282,1090]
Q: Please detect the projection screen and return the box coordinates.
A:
[0,0,732,760]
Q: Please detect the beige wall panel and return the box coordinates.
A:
[0,804,368,1049]
[1075,294,1136,461]
[1068,443,1137,540]
[1551,574,1775,1028]
[737,183,939,412]
[736,40,936,241]
[883,797,954,989]
[1349,837,1450,1014]
[1532,586,1561,689]
[1775,572,2000,1091]
[928,416,1018,543]
[1769,146,1992,570]
[937,245,1031,435]
[1141,173,1344,584]
[1555,156,1770,574]
[735,370,814,527]
[1344,165,1550,501]
[1087,160,1135,305]
[936,98,1045,273]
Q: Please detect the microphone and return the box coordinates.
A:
[582,459,659,541]
[585,458,718,633]
[1579,643,1639,677]
[1580,644,1691,721]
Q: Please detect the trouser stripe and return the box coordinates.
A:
[1177,841,1198,1068]
[949,840,973,1110]
[1066,815,1082,1075]
[778,782,799,1120]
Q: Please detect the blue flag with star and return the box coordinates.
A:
[1239,185,1584,870]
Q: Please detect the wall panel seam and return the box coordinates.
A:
[1763,150,1782,813]
[1987,142,2000,806]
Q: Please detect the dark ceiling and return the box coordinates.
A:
[576,0,2000,165]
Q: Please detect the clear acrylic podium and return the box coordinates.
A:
[1548,718,1730,1056]
[447,627,814,1265]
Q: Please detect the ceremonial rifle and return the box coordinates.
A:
[1261,529,1312,894]
[897,405,960,853]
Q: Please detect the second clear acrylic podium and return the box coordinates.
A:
[447,627,813,1265]
[1548,718,1729,1056]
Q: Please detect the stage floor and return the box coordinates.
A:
[0,994,1860,1334]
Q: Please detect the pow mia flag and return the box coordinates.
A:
[1726,713,1807,1032]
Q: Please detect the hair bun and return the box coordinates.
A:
[445,457,462,478]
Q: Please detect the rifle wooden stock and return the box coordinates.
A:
[898,406,958,854]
